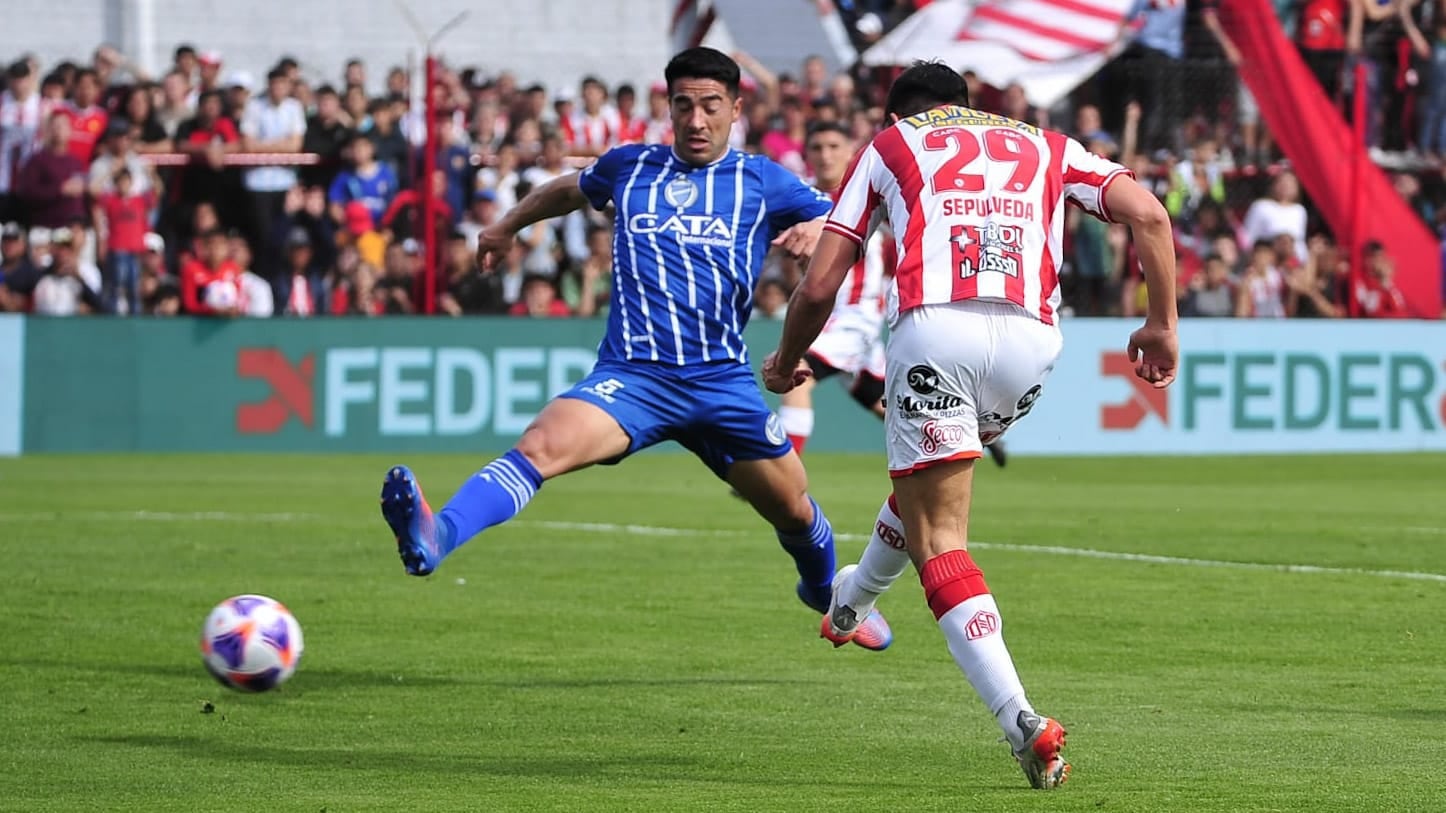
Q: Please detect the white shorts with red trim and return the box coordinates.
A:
[885,300,1062,478]
[807,306,886,380]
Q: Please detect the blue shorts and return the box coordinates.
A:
[558,360,791,479]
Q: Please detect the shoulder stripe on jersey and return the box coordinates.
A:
[1095,168,1131,223]
[871,126,927,312]
[823,221,864,244]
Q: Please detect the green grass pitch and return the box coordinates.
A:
[1,452,1444,812]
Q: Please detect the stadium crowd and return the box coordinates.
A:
[0,0,1440,320]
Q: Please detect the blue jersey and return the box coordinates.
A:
[329,164,399,224]
[578,144,832,366]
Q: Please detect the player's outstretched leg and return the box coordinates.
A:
[380,397,629,576]
[728,454,893,651]
[821,494,911,647]
[379,449,542,577]
[895,460,1068,789]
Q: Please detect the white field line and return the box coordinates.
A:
[0,510,323,522]
[0,512,1441,584]
[521,520,1446,585]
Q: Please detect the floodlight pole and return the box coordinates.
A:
[398,3,469,315]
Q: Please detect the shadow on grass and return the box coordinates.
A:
[85,734,920,790]
[2,656,813,692]
[90,734,696,778]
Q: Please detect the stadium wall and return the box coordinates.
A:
[3,0,672,98]
[11,317,1446,457]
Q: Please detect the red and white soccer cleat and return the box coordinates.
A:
[1012,710,1070,789]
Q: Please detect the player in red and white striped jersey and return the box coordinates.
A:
[764,63,1179,791]
[776,122,894,455]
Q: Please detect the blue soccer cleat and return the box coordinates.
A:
[797,569,894,651]
[380,465,444,576]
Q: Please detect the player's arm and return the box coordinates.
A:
[763,159,834,262]
[763,145,880,394]
[1105,175,1179,387]
[475,173,587,269]
[767,228,859,390]
[478,145,636,270]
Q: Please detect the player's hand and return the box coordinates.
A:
[1126,323,1179,389]
[761,352,812,394]
[771,218,824,262]
[475,225,516,271]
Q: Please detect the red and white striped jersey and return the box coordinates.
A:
[825,105,1130,325]
[835,220,895,315]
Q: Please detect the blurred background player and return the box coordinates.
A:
[377,47,892,651]
[777,121,1008,466]
[764,62,1179,790]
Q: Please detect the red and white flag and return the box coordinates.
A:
[957,0,1132,62]
[670,0,717,53]
[861,0,1138,108]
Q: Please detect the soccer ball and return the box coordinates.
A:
[200,595,304,692]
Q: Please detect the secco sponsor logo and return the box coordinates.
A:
[236,346,596,438]
[920,420,968,455]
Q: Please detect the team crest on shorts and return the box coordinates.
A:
[664,176,699,209]
[765,413,787,446]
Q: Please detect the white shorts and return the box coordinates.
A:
[808,307,886,381]
[885,300,1063,478]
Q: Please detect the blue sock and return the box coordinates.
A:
[776,497,836,605]
[436,449,544,555]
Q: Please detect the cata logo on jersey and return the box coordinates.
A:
[628,174,732,247]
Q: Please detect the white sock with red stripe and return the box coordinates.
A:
[778,406,813,454]
[834,494,911,618]
[920,548,1034,750]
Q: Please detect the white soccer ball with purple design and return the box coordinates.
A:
[200,594,304,692]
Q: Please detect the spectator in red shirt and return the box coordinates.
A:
[62,69,108,164]
[508,273,572,318]
[94,166,155,314]
[180,228,243,316]
[14,111,87,229]
[614,84,647,144]
[1354,240,1409,318]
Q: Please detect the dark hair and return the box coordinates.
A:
[174,45,196,60]
[315,83,339,98]
[616,83,636,100]
[346,58,363,69]
[74,68,99,85]
[41,72,64,89]
[581,75,606,91]
[1251,239,1275,253]
[6,60,31,81]
[267,67,288,83]
[805,120,852,143]
[276,57,299,72]
[664,47,740,97]
[884,60,970,121]
[198,89,224,106]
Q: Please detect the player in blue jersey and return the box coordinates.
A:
[377,47,892,651]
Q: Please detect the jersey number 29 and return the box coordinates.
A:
[922,127,1041,196]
